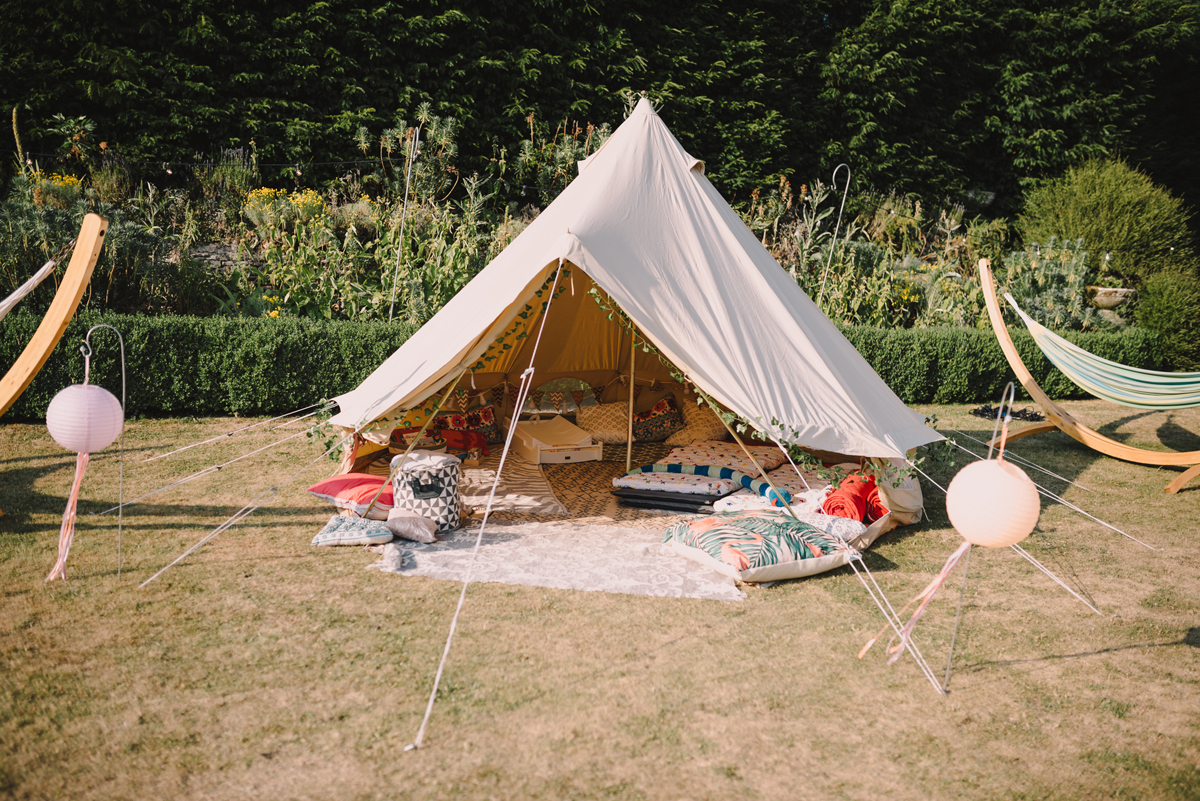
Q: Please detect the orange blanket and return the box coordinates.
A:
[822,472,888,523]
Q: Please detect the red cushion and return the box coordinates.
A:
[307,473,394,518]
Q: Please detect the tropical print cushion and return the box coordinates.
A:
[663,511,846,573]
[433,404,504,444]
[631,396,686,442]
[575,401,631,443]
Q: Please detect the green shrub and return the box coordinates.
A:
[1,312,417,420]
[839,325,1163,404]
[1019,158,1198,285]
[1,313,1164,421]
[1135,268,1200,371]
[998,237,1113,331]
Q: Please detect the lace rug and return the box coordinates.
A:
[366,520,746,601]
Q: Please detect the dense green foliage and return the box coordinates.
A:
[0,311,417,419]
[3,0,1198,213]
[0,312,1162,420]
[1020,159,1199,284]
[0,172,223,315]
[1135,268,1200,371]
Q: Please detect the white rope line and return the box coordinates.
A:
[946,440,1155,550]
[941,425,1093,492]
[99,428,312,515]
[907,461,948,495]
[138,433,352,588]
[1009,543,1106,615]
[141,403,325,462]
[769,436,814,492]
[408,263,565,751]
[1030,483,1156,550]
[943,544,973,689]
[271,409,321,430]
[845,556,945,694]
[855,559,943,688]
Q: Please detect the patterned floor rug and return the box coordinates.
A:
[366,519,746,601]
[461,454,569,515]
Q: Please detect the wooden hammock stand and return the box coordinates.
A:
[0,213,107,518]
[0,213,108,418]
[979,258,1200,494]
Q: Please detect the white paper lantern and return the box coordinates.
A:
[46,384,124,453]
[945,459,1040,548]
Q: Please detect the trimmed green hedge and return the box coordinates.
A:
[838,325,1164,405]
[1,312,417,420]
[1,313,1164,420]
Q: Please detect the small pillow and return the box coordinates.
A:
[575,401,631,444]
[391,427,447,452]
[632,395,686,442]
[385,508,438,544]
[665,399,729,446]
[433,404,504,444]
[307,473,394,520]
[311,514,394,546]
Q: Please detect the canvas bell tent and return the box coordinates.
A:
[329,98,941,468]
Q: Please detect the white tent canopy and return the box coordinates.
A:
[331,98,940,459]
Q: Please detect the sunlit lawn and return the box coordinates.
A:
[2,402,1199,800]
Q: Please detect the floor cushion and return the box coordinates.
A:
[307,473,394,520]
[311,514,394,546]
[663,510,851,582]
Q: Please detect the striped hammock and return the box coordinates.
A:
[1006,294,1200,410]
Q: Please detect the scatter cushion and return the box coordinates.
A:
[664,400,729,446]
[633,385,679,413]
[385,508,438,544]
[663,510,850,582]
[632,396,686,442]
[575,401,631,444]
[307,473,394,520]
[392,426,447,452]
[433,404,504,444]
[311,514,394,546]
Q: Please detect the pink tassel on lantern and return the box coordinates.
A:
[859,541,972,664]
[46,452,90,582]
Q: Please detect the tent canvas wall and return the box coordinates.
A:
[330,98,941,464]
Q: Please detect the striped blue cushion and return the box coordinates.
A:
[627,463,792,505]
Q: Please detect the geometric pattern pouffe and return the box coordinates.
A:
[391,450,464,532]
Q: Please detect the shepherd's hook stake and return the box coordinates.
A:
[816,163,851,312]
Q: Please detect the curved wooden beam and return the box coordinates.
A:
[979,259,1200,493]
[0,213,108,418]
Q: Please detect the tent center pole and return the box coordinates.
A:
[626,332,635,472]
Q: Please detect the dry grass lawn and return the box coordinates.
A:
[2,401,1199,800]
